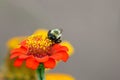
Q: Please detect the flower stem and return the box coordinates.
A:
[36,64,45,80]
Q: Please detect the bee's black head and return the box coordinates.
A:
[48,28,62,43]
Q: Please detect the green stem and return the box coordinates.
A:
[36,64,45,80]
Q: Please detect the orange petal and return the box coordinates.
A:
[26,57,39,70]
[52,44,61,50]
[44,58,56,69]
[14,58,23,67]
[10,48,27,54]
[20,40,26,46]
[35,56,49,62]
[10,48,20,54]
[19,54,28,59]
[10,53,21,59]
[20,45,28,51]
[52,44,68,54]
[61,52,69,62]
[51,51,69,62]
[50,52,63,61]
[60,41,74,56]
[60,46,69,51]
[55,46,68,53]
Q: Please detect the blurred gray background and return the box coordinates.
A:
[0,0,120,80]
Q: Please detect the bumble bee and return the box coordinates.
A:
[48,28,62,43]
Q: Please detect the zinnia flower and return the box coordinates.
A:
[6,36,25,49]
[46,73,75,80]
[10,29,71,70]
[5,36,36,80]
[0,72,75,80]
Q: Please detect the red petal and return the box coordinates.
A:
[10,47,27,59]
[52,44,61,50]
[54,46,68,53]
[20,40,26,46]
[10,48,21,54]
[52,44,68,53]
[20,45,28,51]
[10,53,21,59]
[10,47,27,54]
[61,52,69,62]
[60,46,69,51]
[35,56,49,62]
[14,58,23,67]
[43,58,56,69]
[19,54,28,59]
[26,57,39,70]
[50,52,63,61]
[51,51,69,62]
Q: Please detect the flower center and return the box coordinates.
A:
[26,34,54,57]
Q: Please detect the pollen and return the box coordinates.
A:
[26,34,54,55]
